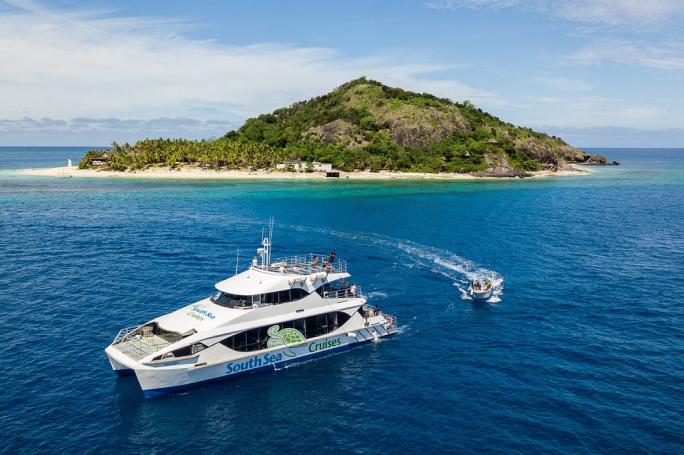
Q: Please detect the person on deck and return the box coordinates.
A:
[312,256,319,267]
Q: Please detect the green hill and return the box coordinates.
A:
[79,77,591,175]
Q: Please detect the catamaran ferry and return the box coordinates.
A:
[105,235,397,396]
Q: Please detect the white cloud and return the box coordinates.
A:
[0,117,68,131]
[0,0,500,140]
[0,116,241,145]
[426,0,684,27]
[427,0,521,11]
[0,115,239,134]
[427,1,684,76]
[518,94,676,130]
[618,107,665,119]
[567,39,684,70]
[553,0,684,27]
[533,125,684,148]
[532,77,595,92]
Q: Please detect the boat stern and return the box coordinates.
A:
[105,324,170,377]
[105,344,136,376]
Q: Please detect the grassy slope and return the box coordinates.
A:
[231,77,588,173]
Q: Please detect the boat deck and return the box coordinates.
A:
[113,334,171,362]
[255,254,347,275]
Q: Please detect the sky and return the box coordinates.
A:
[1,0,683,147]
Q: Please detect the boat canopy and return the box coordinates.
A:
[215,269,349,295]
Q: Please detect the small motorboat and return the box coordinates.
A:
[469,278,493,301]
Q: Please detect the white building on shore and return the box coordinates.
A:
[276,161,333,172]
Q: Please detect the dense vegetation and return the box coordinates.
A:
[80,77,583,173]
[79,138,285,171]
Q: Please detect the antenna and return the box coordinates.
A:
[269,216,274,263]
[256,217,275,269]
[235,247,240,275]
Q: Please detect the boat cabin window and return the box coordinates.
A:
[258,288,309,305]
[211,288,311,309]
[220,312,351,352]
[211,291,251,308]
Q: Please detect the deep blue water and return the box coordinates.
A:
[1,148,683,454]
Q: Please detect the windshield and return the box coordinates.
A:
[210,291,249,308]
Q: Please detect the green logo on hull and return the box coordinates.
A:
[267,325,306,357]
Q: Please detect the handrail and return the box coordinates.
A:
[323,284,363,300]
[384,314,397,329]
[112,325,141,344]
[259,254,348,274]
[111,325,170,361]
[359,305,397,329]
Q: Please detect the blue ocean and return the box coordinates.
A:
[1,147,683,453]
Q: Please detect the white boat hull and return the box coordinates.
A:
[470,287,493,300]
[134,323,393,396]
[106,346,136,376]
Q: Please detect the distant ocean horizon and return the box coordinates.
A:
[1,147,682,453]
[0,146,102,170]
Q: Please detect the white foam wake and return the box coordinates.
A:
[286,225,504,303]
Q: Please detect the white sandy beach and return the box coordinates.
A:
[16,165,588,180]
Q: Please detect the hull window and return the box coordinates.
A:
[220,312,351,352]
[152,342,207,361]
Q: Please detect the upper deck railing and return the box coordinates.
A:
[323,284,363,300]
[255,253,348,275]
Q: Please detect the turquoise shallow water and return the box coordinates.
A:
[0,148,683,453]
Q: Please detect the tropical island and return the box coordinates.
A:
[73,77,613,178]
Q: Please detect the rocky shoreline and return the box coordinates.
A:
[580,154,620,165]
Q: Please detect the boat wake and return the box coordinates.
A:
[364,291,388,299]
[393,241,504,303]
[287,225,504,303]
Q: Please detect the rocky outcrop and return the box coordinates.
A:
[558,145,590,163]
[559,163,584,173]
[474,151,530,177]
[582,154,619,165]
[385,108,470,149]
[473,167,531,178]
[308,119,354,144]
[513,138,559,166]
[390,121,453,149]
[511,138,597,170]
